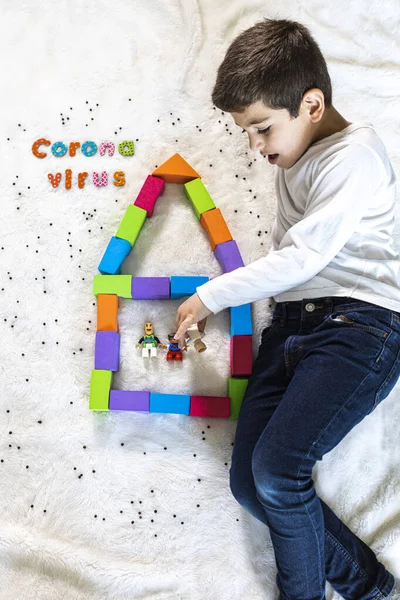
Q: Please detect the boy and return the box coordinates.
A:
[174,18,400,600]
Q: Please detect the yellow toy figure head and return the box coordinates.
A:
[144,322,154,335]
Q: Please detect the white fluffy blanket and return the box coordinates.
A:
[1,1,399,598]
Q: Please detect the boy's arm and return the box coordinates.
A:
[196,143,382,315]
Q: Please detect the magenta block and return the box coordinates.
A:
[133,175,165,218]
[190,396,231,418]
[131,277,170,299]
[95,331,120,371]
[109,390,150,412]
[214,240,244,273]
[230,335,252,376]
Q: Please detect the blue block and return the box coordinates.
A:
[150,393,191,415]
[98,236,132,275]
[170,276,209,299]
[230,304,253,336]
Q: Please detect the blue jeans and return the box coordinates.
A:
[230,296,400,600]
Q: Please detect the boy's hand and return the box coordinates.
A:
[174,293,212,350]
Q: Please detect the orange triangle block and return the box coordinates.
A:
[151,153,201,184]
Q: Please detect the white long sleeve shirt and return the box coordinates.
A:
[196,122,400,315]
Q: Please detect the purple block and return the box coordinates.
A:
[95,331,120,371]
[214,240,245,273]
[109,390,150,412]
[131,277,170,299]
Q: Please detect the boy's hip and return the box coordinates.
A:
[251,295,400,417]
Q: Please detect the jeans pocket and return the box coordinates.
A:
[374,342,400,408]
[326,309,391,342]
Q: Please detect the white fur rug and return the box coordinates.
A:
[1,1,399,598]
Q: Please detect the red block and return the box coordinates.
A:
[230,335,252,376]
[190,395,231,418]
[133,175,165,217]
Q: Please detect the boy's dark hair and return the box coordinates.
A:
[211,18,332,119]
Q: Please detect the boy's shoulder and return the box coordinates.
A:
[310,122,387,165]
[304,122,391,180]
[278,122,394,192]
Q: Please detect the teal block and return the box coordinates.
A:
[230,304,253,336]
[98,236,132,275]
[170,276,209,299]
[150,393,191,415]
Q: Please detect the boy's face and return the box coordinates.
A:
[231,97,319,170]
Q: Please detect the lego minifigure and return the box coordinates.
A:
[166,334,188,361]
[185,323,207,353]
[136,322,167,358]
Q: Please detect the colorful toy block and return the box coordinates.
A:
[184,178,216,220]
[95,331,120,371]
[214,240,245,273]
[97,294,119,332]
[152,153,200,184]
[98,236,132,275]
[200,208,233,251]
[170,276,209,299]
[116,204,147,247]
[133,175,165,218]
[150,393,191,415]
[93,274,132,298]
[189,395,231,418]
[230,304,253,336]
[131,277,170,299]
[90,153,255,420]
[230,335,252,376]
[110,390,150,412]
[89,369,112,411]
[228,377,248,420]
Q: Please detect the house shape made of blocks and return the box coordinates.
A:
[90,153,252,419]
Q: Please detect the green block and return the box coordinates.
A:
[89,369,112,411]
[184,178,216,220]
[93,274,132,298]
[228,377,248,420]
[116,204,147,247]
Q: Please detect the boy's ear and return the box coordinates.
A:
[301,88,325,123]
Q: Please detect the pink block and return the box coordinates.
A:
[190,396,231,418]
[133,175,165,217]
